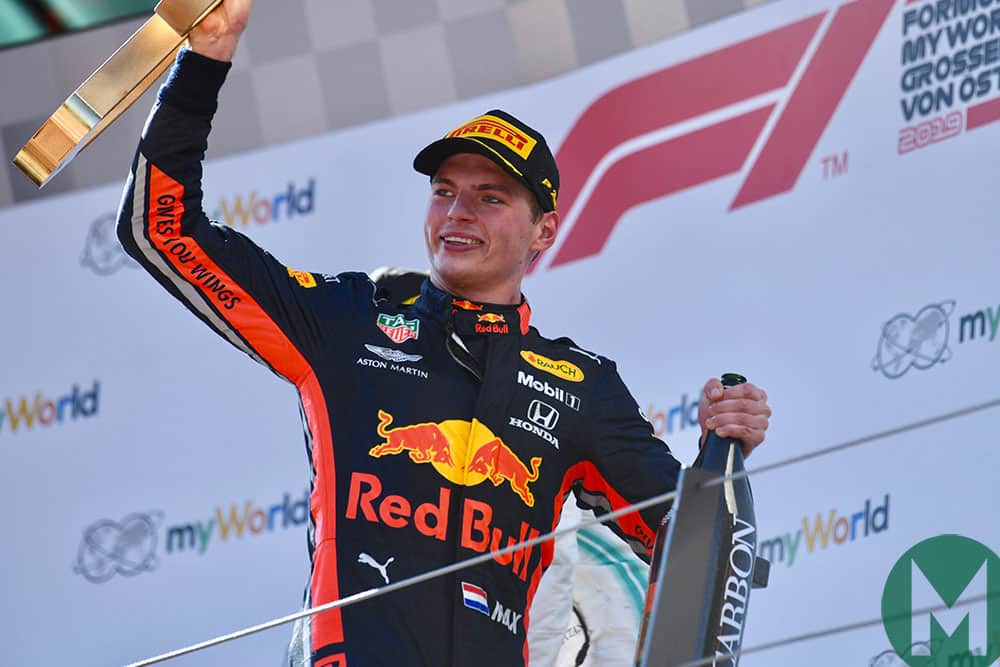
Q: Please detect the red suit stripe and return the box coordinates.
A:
[145,163,344,648]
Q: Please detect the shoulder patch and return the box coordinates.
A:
[287,267,317,288]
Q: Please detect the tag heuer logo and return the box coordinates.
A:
[377,314,419,343]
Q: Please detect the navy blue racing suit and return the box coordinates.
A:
[117,48,682,667]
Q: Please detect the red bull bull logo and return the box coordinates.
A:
[452,299,483,311]
[370,410,456,467]
[466,440,540,506]
[368,410,541,507]
[475,313,510,335]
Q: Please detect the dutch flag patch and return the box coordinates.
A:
[461,582,489,615]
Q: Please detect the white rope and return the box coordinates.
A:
[704,396,1000,489]
[126,396,1000,666]
[125,485,680,666]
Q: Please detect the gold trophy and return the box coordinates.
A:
[11,0,223,188]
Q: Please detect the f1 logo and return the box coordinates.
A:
[528,400,559,431]
[530,0,894,273]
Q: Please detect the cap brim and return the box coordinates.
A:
[413,137,526,185]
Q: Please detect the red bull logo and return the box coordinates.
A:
[370,410,456,467]
[466,439,540,506]
[475,313,510,335]
[346,472,541,581]
[452,299,483,311]
[368,410,541,507]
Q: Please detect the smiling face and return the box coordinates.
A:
[424,153,558,304]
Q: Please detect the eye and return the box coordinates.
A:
[482,194,504,205]
[432,187,454,198]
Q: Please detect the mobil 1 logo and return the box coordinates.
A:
[517,370,580,411]
[882,535,1000,666]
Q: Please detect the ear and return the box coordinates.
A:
[530,211,560,253]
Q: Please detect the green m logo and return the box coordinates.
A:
[882,535,1000,666]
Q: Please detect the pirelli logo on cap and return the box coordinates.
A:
[448,115,537,160]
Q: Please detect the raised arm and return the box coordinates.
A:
[115,0,350,385]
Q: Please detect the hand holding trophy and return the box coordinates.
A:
[185,0,252,62]
[10,0,246,188]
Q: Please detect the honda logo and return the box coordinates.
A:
[527,400,559,431]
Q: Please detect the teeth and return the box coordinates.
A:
[443,236,482,245]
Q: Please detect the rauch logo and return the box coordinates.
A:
[212,179,315,227]
[0,381,100,435]
[758,494,890,568]
[164,490,308,555]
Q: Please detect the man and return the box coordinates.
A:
[116,1,771,665]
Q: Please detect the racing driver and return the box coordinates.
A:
[116,0,772,665]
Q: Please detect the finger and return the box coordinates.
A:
[698,378,725,433]
[231,0,253,30]
[715,422,767,441]
[741,433,765,456]
[720,382,767,402]
[701,398,772,419]
[714,423,766,452]
[702,378,724,402]
[705,412,769,433]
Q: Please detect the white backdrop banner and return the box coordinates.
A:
[2,0,998,665]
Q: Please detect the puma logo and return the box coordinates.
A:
[358,552,394,584]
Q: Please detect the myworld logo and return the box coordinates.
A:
[74,490,309,583]
[872,299,999,379]
[1,381,101,436]
[644,390,702,437]
[74,512,161,583]
[165,490,309,555]
[882,535,1000,666]
[81,213,137,276]
[211,179,315,227]
[758,494,889,568]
